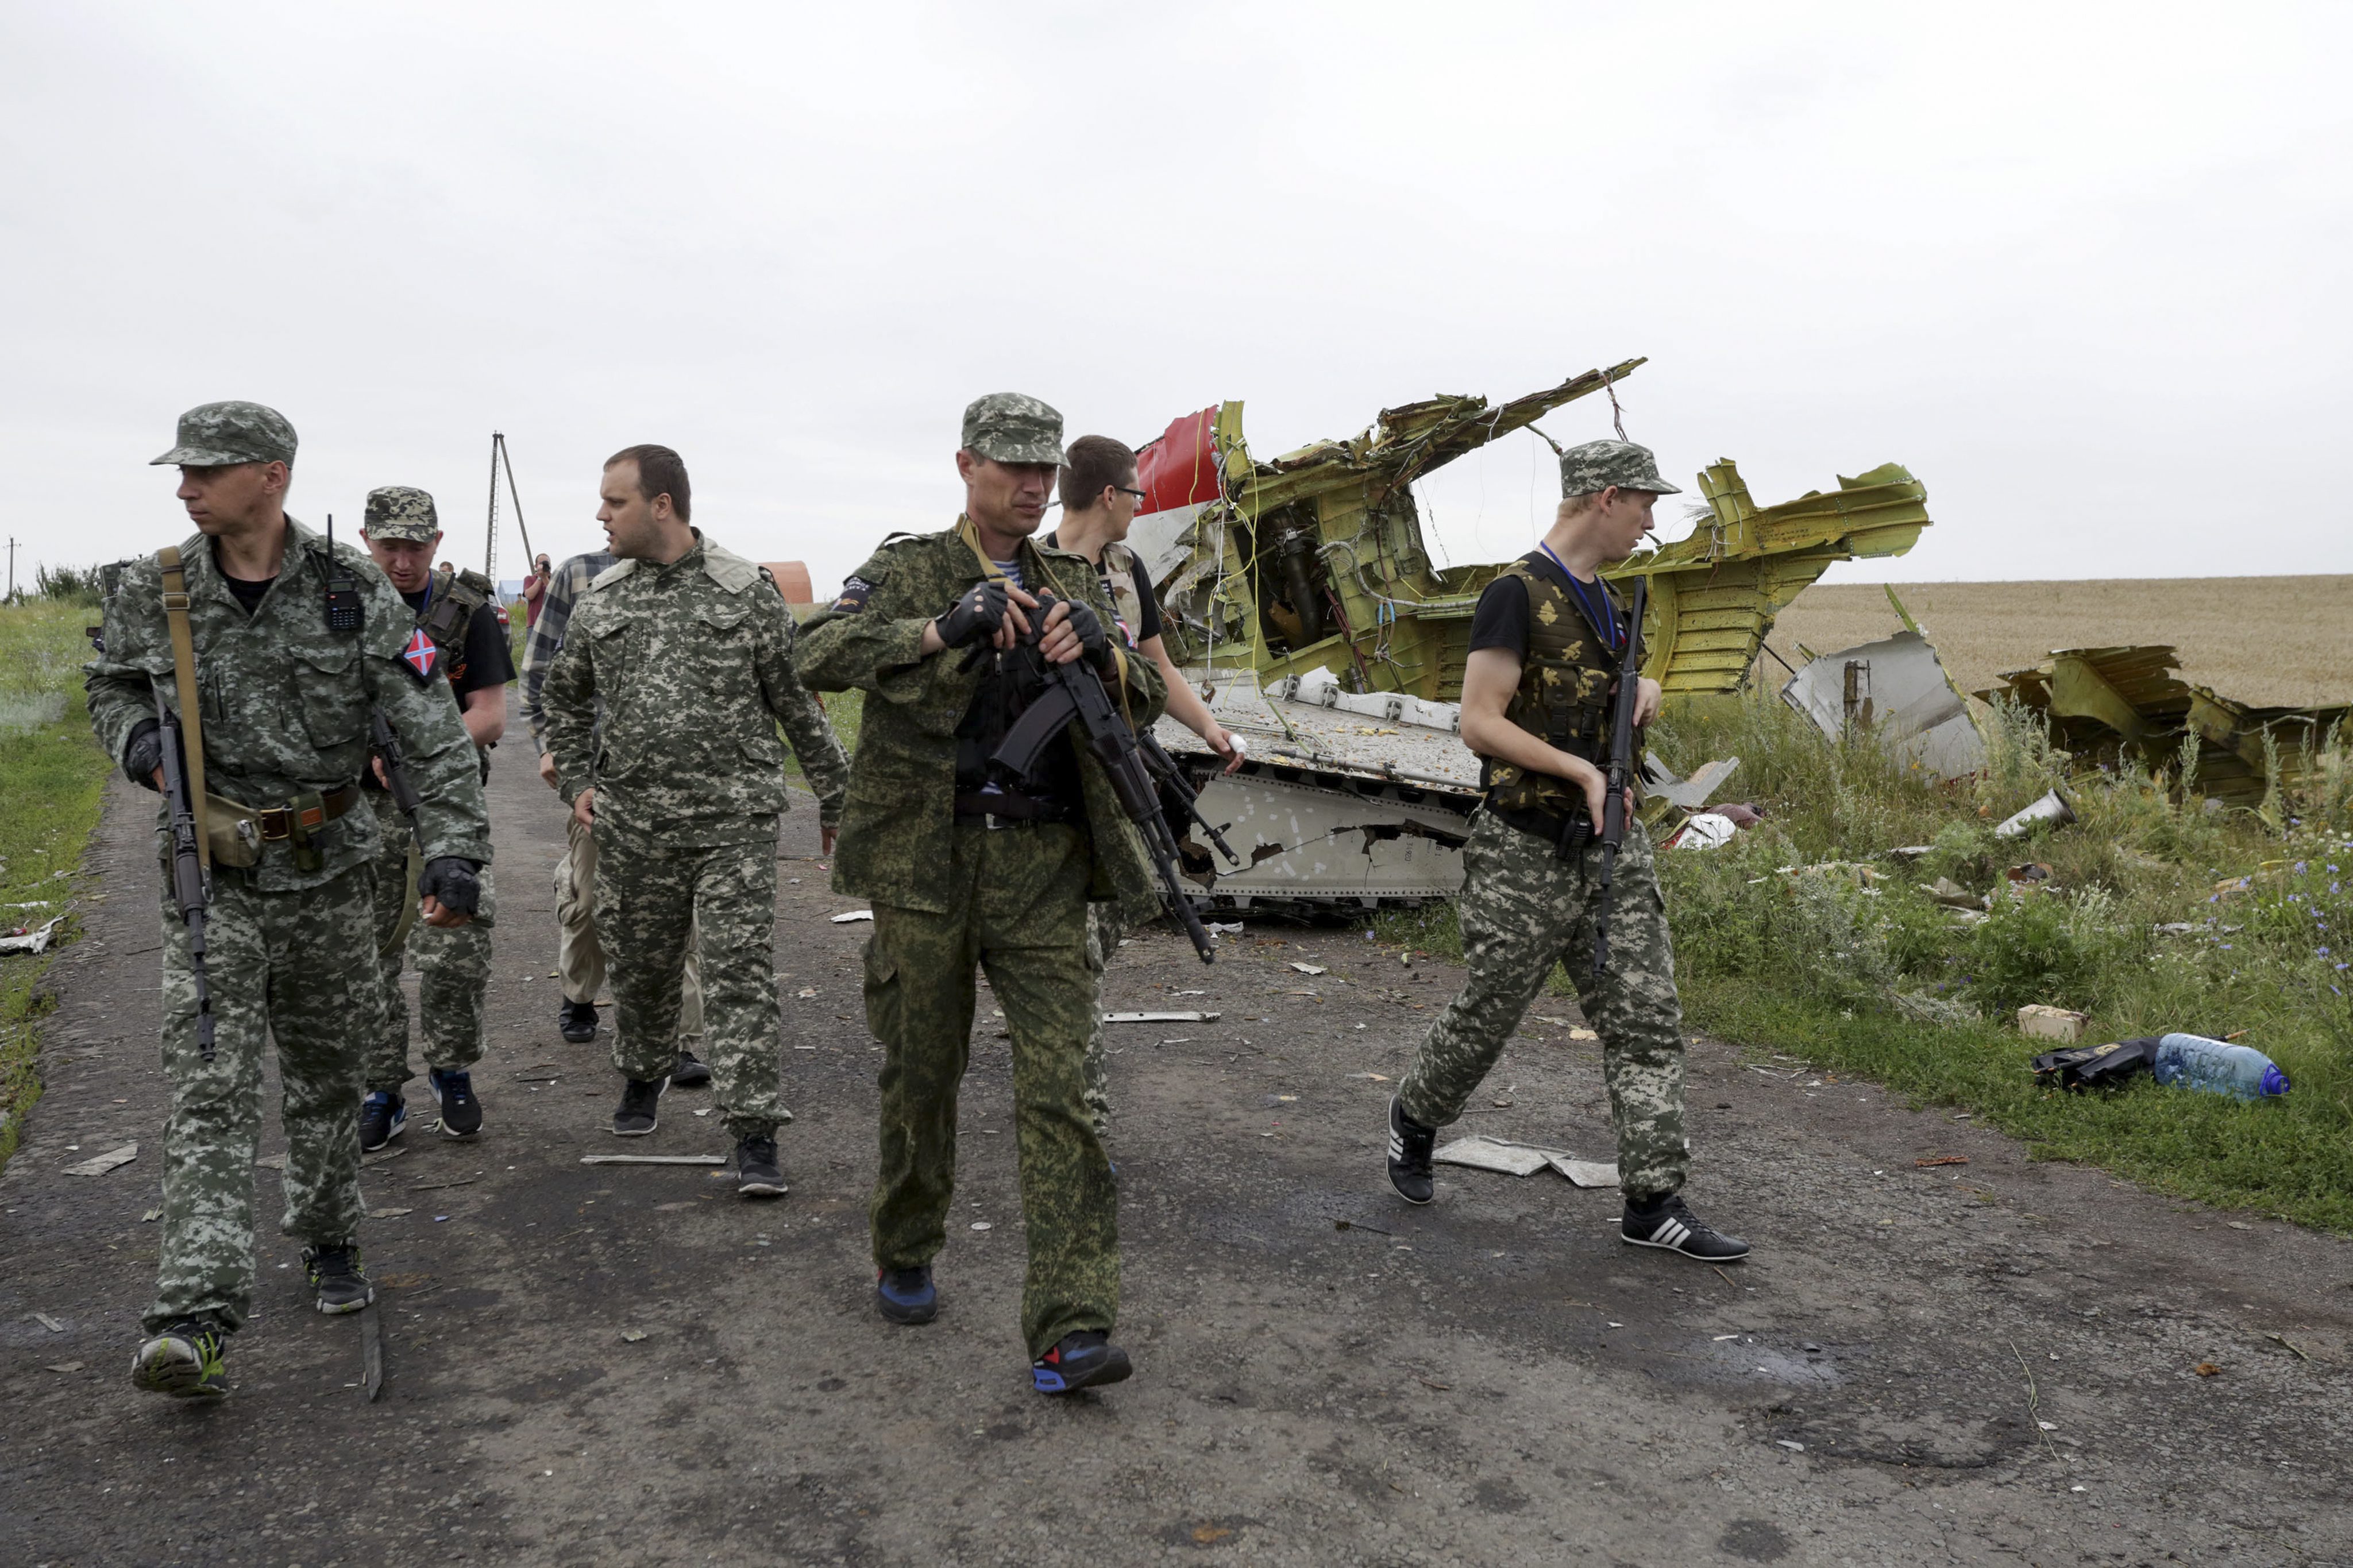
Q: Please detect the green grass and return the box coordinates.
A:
[0,600,113,1174]
[785,690,863,781]
[1379,691,2353,1230]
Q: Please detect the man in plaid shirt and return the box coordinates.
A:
[524,549,708,1081]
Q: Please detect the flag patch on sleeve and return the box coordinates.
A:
[400,628,440,683]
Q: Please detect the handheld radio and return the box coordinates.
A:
[322,513,364,632]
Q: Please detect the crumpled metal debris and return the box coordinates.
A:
[1780,589,1985,781]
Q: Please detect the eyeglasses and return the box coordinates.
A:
[1114,485,1145,500]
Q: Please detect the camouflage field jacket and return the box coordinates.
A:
[541,531,848,848]
[85,517,491,891]
[798,520,1167,922]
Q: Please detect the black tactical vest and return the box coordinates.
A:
[414,565,495,658]
[1479,558,1631,818]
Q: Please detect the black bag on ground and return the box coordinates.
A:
[2031,1036,2159,1091]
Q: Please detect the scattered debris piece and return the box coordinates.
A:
[32,1313,65,1333]
[1549,1156,1619,1188]
[2032,1037,2158,1091]
[829,910,874,924]
[970,1221,993,1231]
[2194,1362,2221,1377]
[61,1142,137,1177]
[580,1154,727,1166]
[1995,789,2076,840]
[1664,812,1739,851]
[140,1208,161,1222]
[1775,1439,1806,1453]
[43,1362,84,1374]
[621,1328,649,1342]
[1781,611,1984,782]
[1288,961,1328,975]
[1915,1156,1969,1168]
[0,916,64,955]
[360,1146,407,1168]
[794,986,819,998]
[408,1176,477,1192]
[2018,1005,2089,1043]
[1104,1010,1220,1024]
[1333,1219,1393,1236]
[1919,877,1980,910]
[371,1207,415,1219]
[1345,1071,1391,1082]
[1433,1136,1557,1177]
[2001,862,2058,899]
[360,1303,384,1401]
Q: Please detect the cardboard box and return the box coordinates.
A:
[2018,1004,2089,1042]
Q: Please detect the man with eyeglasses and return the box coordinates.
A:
[1042,433,1241,1138]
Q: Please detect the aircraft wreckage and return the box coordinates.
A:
[1128,360,1937,909]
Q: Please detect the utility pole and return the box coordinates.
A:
[5,536,17,602]
[481,432,535,592]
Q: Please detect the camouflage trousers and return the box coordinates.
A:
[594,820,782,1141]
[367,795,495,1095]
[865,822,1118,1359]
[1079,902,1120,1138]
[557,814,701,1041]
[1399,812,1689,1200]
[148,858,377,1334]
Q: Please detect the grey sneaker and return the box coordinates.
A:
[303,1242,375,1314]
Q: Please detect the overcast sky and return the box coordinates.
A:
[6,2,2347,598]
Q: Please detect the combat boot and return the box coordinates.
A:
[1387,1095,1436,1204]
[304,1241,375,1314]
[558,999,598,1044]
[1621,1193,1750,1261]
[734,1133,787,1198]
[130,1315,228,1399]
[429,1068,482,1137]
[671,1048,712,1088]
[612,1075,667,1136]
[358,1091,407,1153]
[1032,1330,1132,1395]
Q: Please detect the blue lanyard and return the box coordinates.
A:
[1540,543,1621,650]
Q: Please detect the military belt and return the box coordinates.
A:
[953,791,1076,830]
[1486,800,1594,858]
[241,785,361,841]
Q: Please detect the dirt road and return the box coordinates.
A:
[6,710,2351,1566]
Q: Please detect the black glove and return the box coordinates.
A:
[124,719,164,791]
[1050,596,1116,671]
[934,580,1010,650]
[417,856,483,917]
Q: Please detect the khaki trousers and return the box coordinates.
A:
[558,814,700,1042]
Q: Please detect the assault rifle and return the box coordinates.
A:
[155,697,217,1063]
[1590,574,1648,977]
[986,601,1218,963]
[369,706,425,844]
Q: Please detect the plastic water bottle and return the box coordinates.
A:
[2153,1034,2290,1101]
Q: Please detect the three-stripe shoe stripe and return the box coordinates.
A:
[1649,1216,1691,1249]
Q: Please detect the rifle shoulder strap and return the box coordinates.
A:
[156,546,212,870]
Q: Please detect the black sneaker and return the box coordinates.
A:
[358,1092,407,1153]
[1387,1095,1436,1205]
[735,1134,787,1198]
[1032,1330,1132,1395]
[130,1316,228,1398]
[612,1075,667,1137]
[559,999,599,1044]
[428,1068,482,1137]
[304,1242,375,1314]
[875,1265,938,1326]
[671,1048,712,1088]
[1621,1194,1751,1261]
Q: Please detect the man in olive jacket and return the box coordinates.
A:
[799,393,1166,1395]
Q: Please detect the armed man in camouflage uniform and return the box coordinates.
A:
[358,485,515,1147]
[1387,439,1749,1262]
[541,443,847,1196]
[800,394,1167,1396]
[87,402,491,1398]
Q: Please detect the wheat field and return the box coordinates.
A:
[1759,576,2353,708]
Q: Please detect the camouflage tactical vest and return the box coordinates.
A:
[1479,558,1632,818]
[1100,540,1148,650]
[414,565,495,658]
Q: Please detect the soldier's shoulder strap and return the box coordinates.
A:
[696,538,763,594]
[155,546,211,867]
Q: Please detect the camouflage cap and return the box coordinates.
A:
[149,400,298,468]
[363,485,441,542]
[961,393,1064,467]
[1559,438,1681,498]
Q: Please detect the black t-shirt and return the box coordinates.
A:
[1467,551,1624,659]
[223,573,272,617]
[1044,534,1164,644]
[405,589,516,698]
